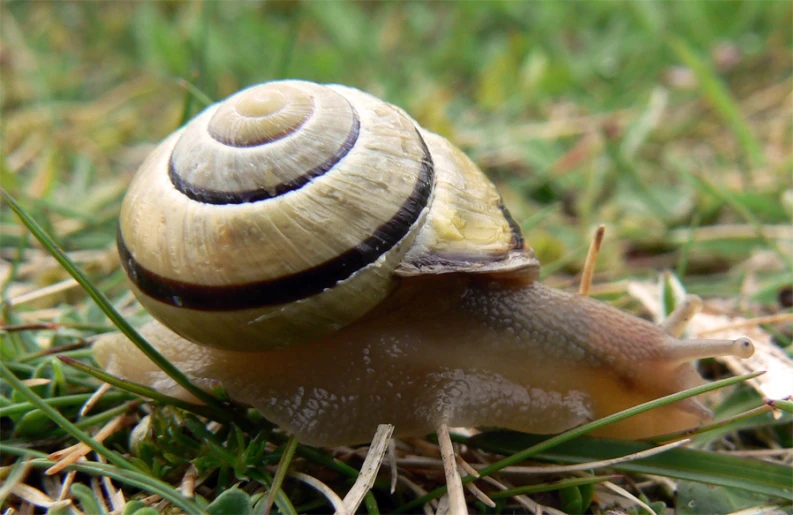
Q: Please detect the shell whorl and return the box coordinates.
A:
[119,81,434,350]
[169,83,362,204]
[118,80,538,351]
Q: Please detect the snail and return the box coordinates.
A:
[93,80,755,447]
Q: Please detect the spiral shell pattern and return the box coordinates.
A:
[119,81,434,350]
[118,80,537,351]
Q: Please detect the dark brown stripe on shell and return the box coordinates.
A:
[498,200,525,250]
[169,109,361,205]
[118,132,434,311]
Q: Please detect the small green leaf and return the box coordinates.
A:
[71,483,106,515]
[121,500,147,515]
[207,487,252,515]
[676,481,773,514]
[129,508,159,515]
[579,479,596,512]
[14,409,57,438]
[559,484,584,514]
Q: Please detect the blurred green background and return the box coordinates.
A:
[2,1,791,297]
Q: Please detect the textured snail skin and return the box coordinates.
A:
[94,274,754,446]
[95,80,755,446]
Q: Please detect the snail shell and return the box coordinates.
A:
[118,81,537,351]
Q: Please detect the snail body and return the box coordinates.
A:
[94,80,754,446]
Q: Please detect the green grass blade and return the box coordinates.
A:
[1,188,244,425]
[771,398,793,414]
[471,433,793,501]
[477,372,764,475]
[489,474,616,499]
[394,372,763,513]
[261,436,299,515]
[686,174,793,270]
[0,360,137,473]
[657,404,784,446]
[668,37,764,169]
[0,391,130,417]
[0,445,205,515]
[57,356,246,427]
